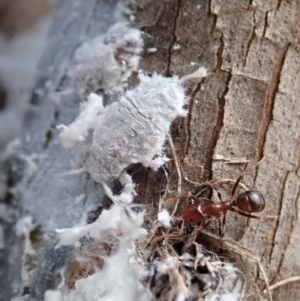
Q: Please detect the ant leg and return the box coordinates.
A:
[217,191,223,202]
[215,192,226,238]
[207,178,249,191]
[242,161,249,172]
[231,175,243,197]
[231,162,249,197]
[149,220,185,245]
[229,207,260,219]
[180,219,211,249]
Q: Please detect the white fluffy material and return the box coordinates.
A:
[85,73,187,183]
[56,204,145,248]
[60,21,207,185]
[72,22,143,98]
[58,93,104,149]
[52,204,148,301]
[157,209,172,228]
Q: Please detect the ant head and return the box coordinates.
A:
[234,190,265,213]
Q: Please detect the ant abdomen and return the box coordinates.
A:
[235,190,265,213]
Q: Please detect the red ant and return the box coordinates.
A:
[181,170,265,225]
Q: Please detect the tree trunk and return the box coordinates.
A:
[135,1,300,300]
[1,0,299,301]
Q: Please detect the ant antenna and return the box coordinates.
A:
[230,162,249,197]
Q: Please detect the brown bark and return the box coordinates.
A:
[135,1,300,300]
[0,0,54,37]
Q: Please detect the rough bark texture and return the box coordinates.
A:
[1,0,299,300]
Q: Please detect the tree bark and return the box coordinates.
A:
[1,0,299,301]
[135,0,300,300]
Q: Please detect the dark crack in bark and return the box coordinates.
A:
[203,73,231,180]
[268,171,288,281]
[166,0,182,76]
[255,44,290,168]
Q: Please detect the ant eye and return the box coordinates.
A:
[236,190,265,213]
